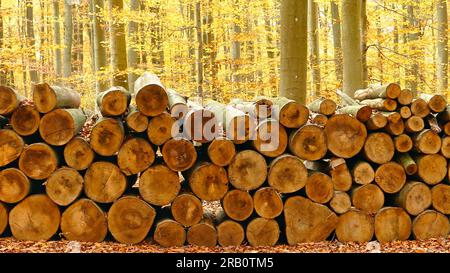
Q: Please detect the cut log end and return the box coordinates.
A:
[45,167,83,206]
[188,162,228,201]
[9,195,60,241]
[97,88,130,116]
[147,112,175,146]
[330,191,351,214]
[268,154,307,193]
[278,101,309,128]
[222,189,253,221]
[306,172,334,204]
[336,210,374,243]
[396,181,432,216]
[0,129,24,167]
[32,83,81,113]
[139,165,180,206]
[412,210,450,240]
[363,132,394,164]
[228,150,267,190]
[117,138,155,176]
[108,196,156,244]
[398,89,414,105]
[154,219,186,247]
[0,86,21,115]
[18,143,58,180]
[171,194,203,227]
[84,161,127,203]
[411,99,430,118]
[325,114,367,158]
[289,125,327,161]
[394,134,413,153]
[0,168,30,204]
[352,184,385,214]
[416,154,447,185]
[207,138,236,167]
[61,199,107,242]
[64,137,94,171]
[0,202,7,235]
[90,118,125,156]
[162,138,197,171]
[39,109,86,146]
[126,108,148,133]
[374,207,411,243]
[246,217,279,247]
[187,221,217,247]
[11,105,40,136]
[374,162,406,194]
[253,120,288,157]
[351,161,375,185]
[253,187,283,219]
[217,220,244,247]
[135,85,168,117]
[414,129,441,154]
[431,184,450,215]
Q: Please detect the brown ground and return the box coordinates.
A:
[1,236,450,253]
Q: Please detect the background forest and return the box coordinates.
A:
[0,0,448,109]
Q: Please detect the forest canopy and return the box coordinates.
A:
[0,0,448,109]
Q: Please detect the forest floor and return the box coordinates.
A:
[1,236,450,253]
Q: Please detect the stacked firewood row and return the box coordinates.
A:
[0,75,449,247]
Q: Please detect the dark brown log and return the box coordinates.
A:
[0,86,23,115]
[329,158,352,191]
[365,113,387,130]
[272,97,309,128]
[330,191,351,214]
[284,196,338,244]
[410,98,430,118]
[395,181,432,216]
[363,132,395,164]
[0,129,24,167]
[217,220,244,247]
[153,219,186,247]
[394,134,413,153]
[9,194,60,241]
[161,138,197,172]
[207,138,236,166]
[351,184,385,214]
[354,83,401,100]
[45,167,83,206]
[351,161,374,185]
[305,172,334,204]
[147,112,176,146]
[117,137,155,176]
[134,72,168,117]
[84,161,127,203]
[39,109,86,146]
[171,193,203,227]
[289,124,327,160]
[336,209,374,242]
[32,83,81,113]
[222,189,254,221]
[405,116,424,133]
[399,106,412,119]
[309,98,337,115]
[253,119,288,157]
[187,217,217,247]
[431,184,450,215]
[246,217,279,246]
[414,129,442,154]
[419,93,447,113]
[359,98,397,111]
[268,154,307,193]
[0,202,7,235]
[125,106,148,133]
[412,210,450,240]
[167,89,189,119]
[310,113,328,126]
[60,198,108,242]
[228,150,267,190]
[63,137,94,171]
[10,105,40,136]
[253,187,283,219]
[416,154,447,185]
[324,114,367,158]
[108,196,156,244]
[18,143,58,180]
[183,102,216,143]
[374,207,411,243]
[396,153,417,175]
[374,162,406,194]
[188,162,228,201]
[96,86,131,116]
[338,105,372,122]
[139,165,180,206]
[398,89,414,105]
[441,136,450,158]
[90,118,125,156]
[0,168,30,204]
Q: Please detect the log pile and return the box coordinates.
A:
[0,78,449,247]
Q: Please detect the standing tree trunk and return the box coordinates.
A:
[63,0,73,78]
[331,1,343,85]
[406,5,419,92]
[436,0,448,94]
[195,1,203,97]
[280,0,307,104]
[342,0,363,97]
[127,0,140,93]
[92,0,108,93]
[0,0,6,85]
[231,1,241,95]
[108,0,128,88]
[26,0,39,83]
[361,0,368,87]
[53,0,62,78]
[308,0,321,97]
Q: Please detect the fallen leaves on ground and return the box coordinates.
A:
[1,236,450,253]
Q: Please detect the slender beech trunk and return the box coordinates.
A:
[308,0,321,98]
[280,0,307,104]
[92,0,107,93]
[331,1,343,86]
[53,0,62,78]
[128,0,140,92]
[406,5,419,93]
[108,0,128,88]
[0,0,6,84]
[26,0,39,83]
[342,0,363,97]
[63,1,73,78]
[361,0,368,87]
[195,2,203,98]
[436,0,448,93]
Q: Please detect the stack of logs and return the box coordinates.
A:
[0,75,449,247]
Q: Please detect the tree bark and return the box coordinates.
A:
[127,0,140,92]
[308,0,321,96]
[63,1,73,78]
[330,1,343,84]
[92,0,108,92]
[436,0,448,94]
[108,0,128,88]
[25,0,39,83]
